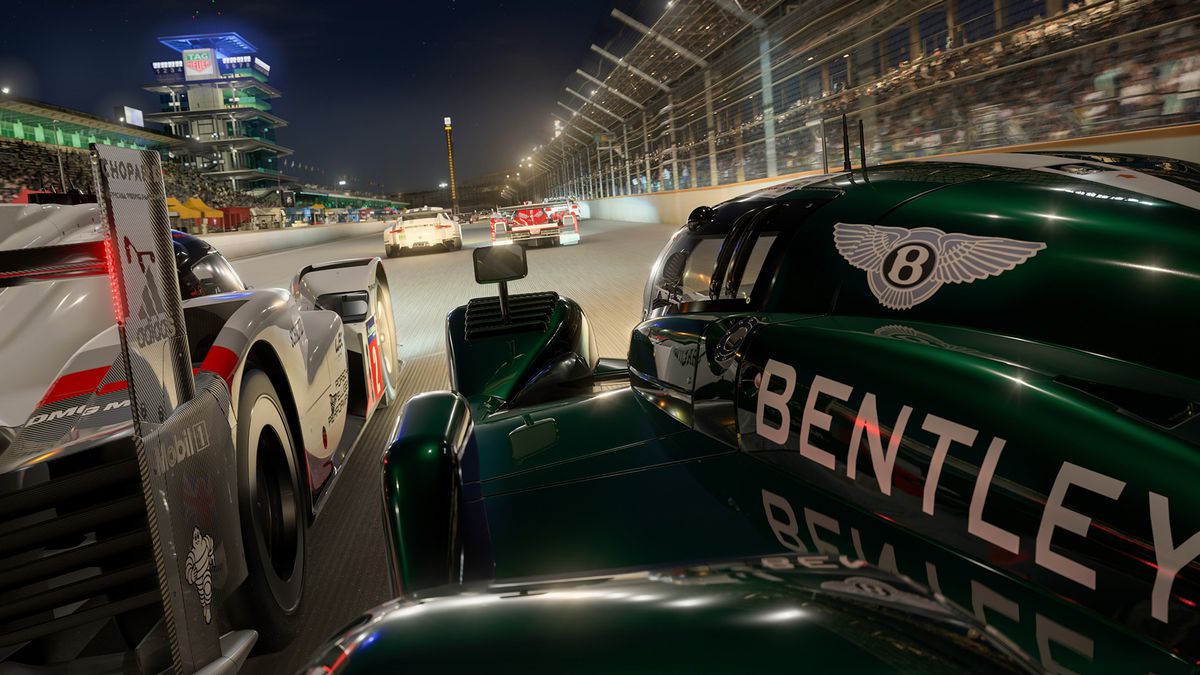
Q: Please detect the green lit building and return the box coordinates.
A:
[144,32,295,190]
[0,97,177,152]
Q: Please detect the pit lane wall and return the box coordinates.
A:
[201,220,390,260]
[580,124,1200,226]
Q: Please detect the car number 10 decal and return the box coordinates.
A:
[366,316,384,404]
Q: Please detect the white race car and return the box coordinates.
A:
[384,208,463,257]
[0,198,402,666]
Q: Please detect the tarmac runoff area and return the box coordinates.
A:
[232,217,675,673]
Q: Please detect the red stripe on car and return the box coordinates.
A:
[38,366,110,406]
[200,345,239,389]
[98,378,128,395]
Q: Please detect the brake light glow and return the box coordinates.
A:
[102,236,125,323]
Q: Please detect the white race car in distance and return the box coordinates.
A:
[384,208,463,257]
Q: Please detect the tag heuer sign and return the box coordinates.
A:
[183,48,217,81]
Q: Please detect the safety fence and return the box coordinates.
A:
[537,0,1199,198]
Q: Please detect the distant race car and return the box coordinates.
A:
[384,208,463,257]
[488,198,580,247]
[0,198,402,666]
[373,152,1200,673]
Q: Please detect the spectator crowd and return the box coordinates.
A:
[619,0,1200,191]
[0,138,280,207]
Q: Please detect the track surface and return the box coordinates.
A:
[234,218,674,673]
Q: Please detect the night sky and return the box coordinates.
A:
[0,0,631,193]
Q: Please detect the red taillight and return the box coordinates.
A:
[388,227,405,234]
[435,224,453,229]
[102,236,124,323]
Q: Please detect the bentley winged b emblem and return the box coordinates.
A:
[833,223,1046,310]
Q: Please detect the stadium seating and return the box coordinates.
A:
[0,138,278,213]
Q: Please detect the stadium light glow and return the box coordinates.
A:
[338,180,347,186]
[439,182,448,188]
[1,87,9,95]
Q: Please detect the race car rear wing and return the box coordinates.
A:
[0,241,107,287]
[493,200,574,212]
[0,147,253,672]
[90,143,250,672]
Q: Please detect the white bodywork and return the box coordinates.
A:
[0,203,398,505]
[384,209,462,255]
[0,204,110,430]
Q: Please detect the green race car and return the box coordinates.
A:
[323,152,1200,673]
[306,555,1040,674]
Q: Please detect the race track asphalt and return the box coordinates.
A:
[232,218,674,673]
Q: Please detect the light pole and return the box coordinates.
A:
[51,120,66,191]
[443,116,459,215]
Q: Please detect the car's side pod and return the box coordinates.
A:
[381,391,473,595]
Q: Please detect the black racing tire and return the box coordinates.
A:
[228,369,306,653]
[385,245,400,258]
[398,247,410,257]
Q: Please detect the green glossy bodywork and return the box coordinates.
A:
[305,557,1039,674]
[370,154,1200,674]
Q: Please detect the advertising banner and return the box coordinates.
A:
[182,48,218,81]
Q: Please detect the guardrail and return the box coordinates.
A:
[201,219,391,260]
[581,122,1200,226]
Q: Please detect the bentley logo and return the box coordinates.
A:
[833,223,1045,310]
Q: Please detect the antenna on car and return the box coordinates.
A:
[841,114,851,172]
[858,118,868,177]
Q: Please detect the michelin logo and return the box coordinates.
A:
[184,527,215,623]
[152,421,210,476]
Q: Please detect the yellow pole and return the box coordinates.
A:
[444,116,459,214]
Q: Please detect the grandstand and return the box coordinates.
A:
[0,134,280,213]
[533,0,1200,198]
[0,69,401,228]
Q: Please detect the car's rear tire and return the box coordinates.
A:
[385,244,400,258]
[228,369,306,653]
